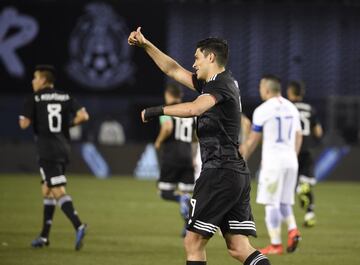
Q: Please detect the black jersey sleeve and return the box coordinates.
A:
[70,97,83,114]
[202,80,231,104]
[192,74,205,94]
[21,95,35,120]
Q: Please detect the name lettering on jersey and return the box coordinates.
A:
[35,93,70,102]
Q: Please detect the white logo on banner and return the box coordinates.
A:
[66,3,134,90]
[0,7,38,78]
[134,144,159,180]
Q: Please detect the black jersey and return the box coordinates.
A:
[21,87,83,163]
[192,70,248,173]
[293,101,320,152]
[159,116,195,167]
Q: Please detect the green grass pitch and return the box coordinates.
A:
[0,174,359,265]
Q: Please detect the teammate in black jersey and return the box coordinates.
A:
[287,81,323,227]
[129,27,270,265]
[155,83,196,237]
[19,65,89,250]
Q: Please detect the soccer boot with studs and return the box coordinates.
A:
[287,228,301,253]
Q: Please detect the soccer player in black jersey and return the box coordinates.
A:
[19,65,89,250]
[155,83,196,237]
[129,27,270,265]
[287,81,323,227]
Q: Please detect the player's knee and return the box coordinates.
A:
[184,233,204,254]
[51,186,66,199]
[42,184,52,197]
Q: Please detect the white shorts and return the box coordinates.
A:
[256,167,298,206]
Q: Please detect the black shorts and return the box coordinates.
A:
[39,160,67,188]
[158,164,194,192]
[298,151,314,178]
[187,168,257,238]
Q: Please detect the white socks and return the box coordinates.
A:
[265,205,282,244]
[265,204,298,245]
[280,203,297,231]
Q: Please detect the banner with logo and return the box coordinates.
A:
[0,1,166,95]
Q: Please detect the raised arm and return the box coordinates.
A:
[128,27,195,90]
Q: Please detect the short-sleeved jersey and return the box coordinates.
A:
[293,101,320,153]
[192,70,248,173]
[20,87,83,163]
[252,97,301,169]
[158,115,195,167]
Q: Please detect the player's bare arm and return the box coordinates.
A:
[240,114,251,143]
[240,131,262,160]
[154,120,173,150]
[72,108,90,126]
[141,94,216,123]
[295,130,303,155]
[128,27,195,90]
[19,116,31,129]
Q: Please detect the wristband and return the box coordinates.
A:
[144,105,164,121]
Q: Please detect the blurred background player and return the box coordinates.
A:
[155,83,196,237]
[241,75,303,255]
[287,81,323,227]
[19,65,89,250]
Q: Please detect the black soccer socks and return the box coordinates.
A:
[40,197,56,239]
[244,250,271,265]
[186,261,206,265]
[160,190,181,202]
[58,195,82,230]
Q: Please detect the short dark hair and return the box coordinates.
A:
[35,65,56,84]
[288,80,305,97]
[165,83,183,99]
[196,38,229,67]
[262,74,281,93]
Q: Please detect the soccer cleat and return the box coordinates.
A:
[179,194,191,220]
[287,228,301,253]
[31,237,49,248]
[75,224,87,251]
[303,212,316,228]
[259,244,283,255]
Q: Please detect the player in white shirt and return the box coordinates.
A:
[241,75,303,255]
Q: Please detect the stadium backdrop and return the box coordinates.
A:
[0,0,359,180]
